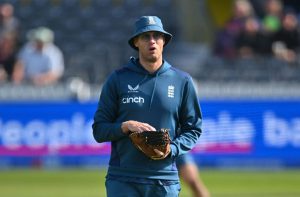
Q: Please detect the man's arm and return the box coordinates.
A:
[170,76,202,157]
[11,60,24,85]
[92,72,126,142]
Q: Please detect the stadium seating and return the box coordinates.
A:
[9,0,178,84]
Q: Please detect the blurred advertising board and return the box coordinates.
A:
[0,100,299,168]
[193,100,300,168]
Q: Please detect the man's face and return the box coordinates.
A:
[134,31,165,63]
[34,40,44,51]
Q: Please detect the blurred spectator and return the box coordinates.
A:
[272,10,300,64]
[0,3,20,83]
[262,0,283,33]
[257,0,283,56]
[0,3,20,41]
[0,33,18,82]
[214,0,255,58]
[12,27,64,86]
[236,16,262,58]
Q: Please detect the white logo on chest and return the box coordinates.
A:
[122,84,144,104]
[128,84,139,93]
[122,96,144,104]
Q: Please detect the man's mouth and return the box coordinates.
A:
[149,47,156,51]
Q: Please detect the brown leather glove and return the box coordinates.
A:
[129,128,171,160]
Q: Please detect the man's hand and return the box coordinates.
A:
[129,128,171,160]
[121,120,156,134]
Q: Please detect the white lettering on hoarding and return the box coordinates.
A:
[200,111,255,146]
[0,120,22,149]
[0,113,98,150]
[1,111,300,151]
[263,112,300,147]
[25,121,46,148]
[48,120,70,150]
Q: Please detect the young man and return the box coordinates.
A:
[92,16,202,197]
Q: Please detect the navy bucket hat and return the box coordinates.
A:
[128,16,173,50]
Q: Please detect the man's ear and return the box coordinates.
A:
[134,37,139,48]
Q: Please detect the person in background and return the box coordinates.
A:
[261,0,283,33]
[177,153,210,197]
[0,32,18,82]
[235,16,264,58]
[12,26,64,86]
[0,3,20,83]
[272,10,300,64]
[258,0,284,56]
[0,3,20,40]
[214,0,255,58]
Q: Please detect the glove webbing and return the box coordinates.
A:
[142,130,169,146]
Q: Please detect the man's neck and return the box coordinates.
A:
[139,59,163,74]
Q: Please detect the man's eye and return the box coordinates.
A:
[153,33,163,39]
[141,34,151,40]
[140,33,164,41]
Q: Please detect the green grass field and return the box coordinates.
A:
[0,168,300,197]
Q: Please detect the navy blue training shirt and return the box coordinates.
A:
[92,57,202,181]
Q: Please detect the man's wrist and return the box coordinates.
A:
[121,121,129,134]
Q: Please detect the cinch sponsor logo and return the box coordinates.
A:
[122,96,145,104]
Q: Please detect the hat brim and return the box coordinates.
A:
[128,25,172,50]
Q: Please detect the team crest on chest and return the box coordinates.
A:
[168,85,174,98]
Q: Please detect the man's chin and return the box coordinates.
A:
[145,56,157,63]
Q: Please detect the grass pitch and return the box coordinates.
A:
[0,168,299,197]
